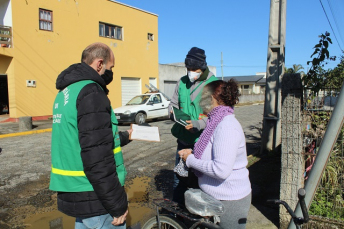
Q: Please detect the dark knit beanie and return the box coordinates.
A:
[185,47,207,71]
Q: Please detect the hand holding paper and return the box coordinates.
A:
[129,124,160,142]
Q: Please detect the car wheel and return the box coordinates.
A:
[135,112,146,124]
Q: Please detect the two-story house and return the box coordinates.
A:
[0,0,158,119]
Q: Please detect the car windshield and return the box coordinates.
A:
[126,95,151,105]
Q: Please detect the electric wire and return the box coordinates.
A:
[214,65,304,68]
[319,0,343,52]
[326,0,344,49]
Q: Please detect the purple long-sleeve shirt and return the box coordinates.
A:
[186,115,251,200]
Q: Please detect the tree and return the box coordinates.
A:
[324,54,344,89]
[302,32,336,92]
[285,64,305,75]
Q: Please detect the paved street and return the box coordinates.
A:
[0,104,277,228]
[0,104,264,191]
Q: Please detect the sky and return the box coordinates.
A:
[116,0,344,77]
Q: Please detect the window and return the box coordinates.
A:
[241,85,251,94]
[260,85,266,94]
[39,9,53,31]
[152,94,162,104]
[148,33,154,41]
[99,22,122,40]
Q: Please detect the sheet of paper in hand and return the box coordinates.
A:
[172,106,190,127]
[129,124,160,142]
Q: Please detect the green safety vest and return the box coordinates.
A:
[171,75,218,144]
[49,80,126,193]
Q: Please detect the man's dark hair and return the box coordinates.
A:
[81,43,111,65]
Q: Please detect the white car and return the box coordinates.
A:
[113,93,170,124]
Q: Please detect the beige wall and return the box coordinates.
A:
[238,83,264,94]
[1,0,158,118]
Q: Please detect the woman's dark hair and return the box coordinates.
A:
[205,79,240,107]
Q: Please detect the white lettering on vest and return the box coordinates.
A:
[53,113,62,123]
[63,88,70,106]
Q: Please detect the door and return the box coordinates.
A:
[164,80,177,99]
[147,94,166,118]
[121,77,141,106]
[0,75,9,114]
[149,78,157,88]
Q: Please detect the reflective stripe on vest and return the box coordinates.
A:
[51,166,85,176]
[114,146,121,154]
[51,146,122,177]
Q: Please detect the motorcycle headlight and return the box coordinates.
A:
[124,110,131,115]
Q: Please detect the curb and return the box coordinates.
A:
[0,128,52,139]
[0,115,53,123]
[236,102,264,108]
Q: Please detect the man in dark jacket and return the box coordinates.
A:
[50,42,130,228]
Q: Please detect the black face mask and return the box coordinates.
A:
[101,69,113,85]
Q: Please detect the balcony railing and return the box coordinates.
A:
[0,25,12,48]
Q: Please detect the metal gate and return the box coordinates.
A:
[302,87,344,226]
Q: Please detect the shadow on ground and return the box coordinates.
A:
[249,148,281,228]
[246,121,280,227]
[153,169,174,199]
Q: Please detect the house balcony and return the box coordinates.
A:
[0,25,13,57]
[0,25,12,47]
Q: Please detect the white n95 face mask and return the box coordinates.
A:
[188,71,202,83]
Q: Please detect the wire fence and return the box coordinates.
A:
[302,87,344,227]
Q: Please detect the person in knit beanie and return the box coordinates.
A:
[168,47,218,205]
[185,47,207,71]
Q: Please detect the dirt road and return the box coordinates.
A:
[0,104,279,229]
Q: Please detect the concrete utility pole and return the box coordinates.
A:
[261,0,287,153]
[221,52,224,80]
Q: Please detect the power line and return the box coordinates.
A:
[214,64,304,68]
[319,0,344,52]
[215,65,266,68]
[221,52,224,80]
[326,0,344,48]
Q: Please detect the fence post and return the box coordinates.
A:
[280,73,304,228]
[19,116,32,131]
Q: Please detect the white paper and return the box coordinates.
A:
[130,124,160,142]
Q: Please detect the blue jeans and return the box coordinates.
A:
[75,214,126,229]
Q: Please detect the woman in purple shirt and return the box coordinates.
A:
[179,79,251,229]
